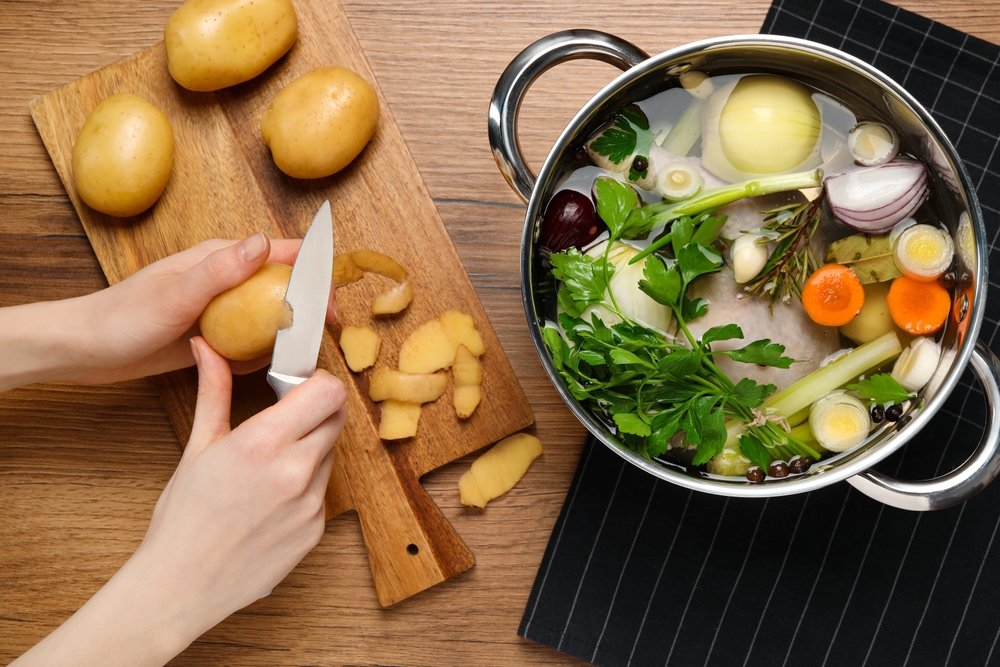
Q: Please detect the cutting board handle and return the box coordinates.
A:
[337,422,474,606]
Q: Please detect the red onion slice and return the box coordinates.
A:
[825,159,928,233]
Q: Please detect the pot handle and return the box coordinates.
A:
[847,339,1000,511]
[488,30,649,203]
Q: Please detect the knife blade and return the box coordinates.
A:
[267,200,334,399]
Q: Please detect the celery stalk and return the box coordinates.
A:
[788,422,827,454]
[629,169,823,264]
[787,405,811,428]
[764,332,902,418]
[662,98,706,157]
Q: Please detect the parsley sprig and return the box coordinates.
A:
[848,373,914,405]
[543,177,817,466]
[589,105,659,181]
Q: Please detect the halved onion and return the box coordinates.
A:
[809,390,871,453]
[825,159,928,233]
[892,223,954,281]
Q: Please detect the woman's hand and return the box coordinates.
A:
[12,336,348,667]
[62,232,336,384]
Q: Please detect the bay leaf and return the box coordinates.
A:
[824,233,901,284]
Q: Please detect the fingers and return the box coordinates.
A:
[186,337,234,457]
[241,370,348,449]
[174,233,271,308]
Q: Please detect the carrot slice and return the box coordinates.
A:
[802,264,866,326]
[886,275,950,335]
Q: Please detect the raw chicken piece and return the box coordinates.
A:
[685,265,840,390]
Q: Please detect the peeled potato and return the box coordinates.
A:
[72,93,174,217]
[261,66,379,179]
[459,433,542,508]
[164,0,297,92]
[199,263,292,361]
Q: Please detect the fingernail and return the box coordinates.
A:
[189,338,201,366]
[238,232,268,262]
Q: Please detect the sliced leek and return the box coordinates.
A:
[809,391,871,452]
[764,331,903,418]
[655,162,703,202]
[848,122,899,167]
[893,223,954,281]
[891,336,942,392]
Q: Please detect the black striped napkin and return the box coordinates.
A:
[519,1,1000,665]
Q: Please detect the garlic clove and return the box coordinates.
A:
[731,233,769,284]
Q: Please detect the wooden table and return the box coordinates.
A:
[1,1,997,665]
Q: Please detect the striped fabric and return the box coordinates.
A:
[519,1,1000,665]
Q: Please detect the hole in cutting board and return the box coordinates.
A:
[406,544,419,555]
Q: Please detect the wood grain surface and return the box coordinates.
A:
[27,0,533,605]
[1,0,998,664]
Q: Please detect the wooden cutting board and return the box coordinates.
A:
[28,0,533,606]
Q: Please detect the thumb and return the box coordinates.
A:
[185,336,233,456]
[178,232,271,307]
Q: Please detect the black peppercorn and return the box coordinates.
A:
[768,460,789,478]
[896,414,912,430]
[885,404,904,422]
[788,455,811,474]
[632,156,648,173]
[746,466,765,483]
[940,272,957,289]
[870,404,885,423]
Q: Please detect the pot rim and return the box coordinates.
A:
[519,33,989,498]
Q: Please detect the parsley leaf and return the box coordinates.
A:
[657,349,703,379]
[848,373,914,405]
[701,324,744,346]
[671,217,695,257]
[594,176,638,239]
[638,255,681,307]
[614,412,652,437]
[718,340,799,369]
[681,296,709,321]
[589,105,654,167]
[549,249,611,317]
[677,243,723,285]
[728,378,776,409]
[692,403,728,465]
[739,434,771,470]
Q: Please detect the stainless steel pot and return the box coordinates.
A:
[489,30,1000,510]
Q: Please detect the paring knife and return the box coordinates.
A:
[267,200,334,399]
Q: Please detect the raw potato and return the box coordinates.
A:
[351,250,408,282]
[199,263,292,361]
[840,281,911,346]
[398,319,455,373]
[369,367,448,403]
[452,345,482,418]
[72,93,174,217]
[334,254,364,286]
[379,400,421,440]
[459,433,542,508]
[439,310,485,356]
[339,326,381,372]
[372,281,413,315]
[261,66,379,179]
[164,0,297,92]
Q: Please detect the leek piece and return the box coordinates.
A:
[661,98,706,157]
[809,391,871,452]
[764,331,902,418]
[629,169,823,265]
